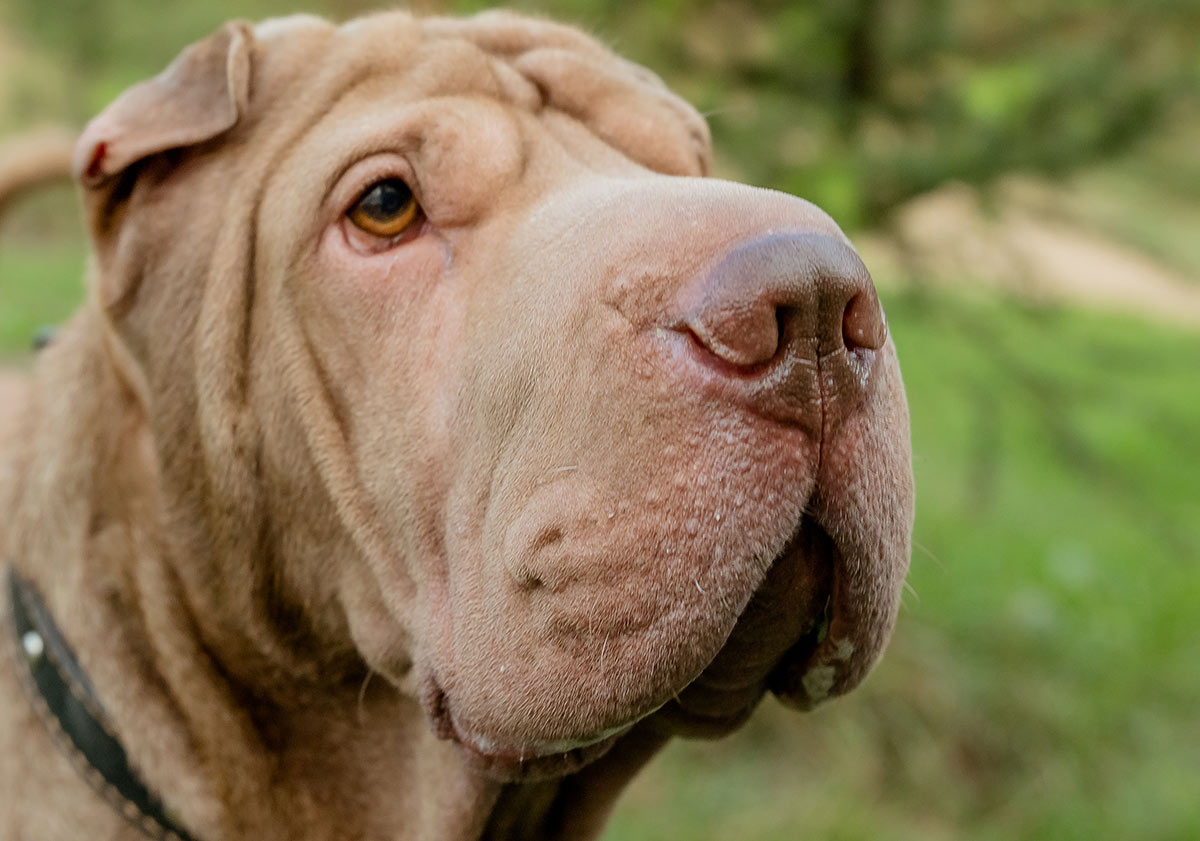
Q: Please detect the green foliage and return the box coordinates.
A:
[452,0,1200,227]
[0,245,83,353]
[4,0,1199,226]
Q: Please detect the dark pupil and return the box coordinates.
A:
[363,179,410,218]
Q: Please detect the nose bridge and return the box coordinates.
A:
[525,174,885,432]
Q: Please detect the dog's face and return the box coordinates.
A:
[75,11,912,779]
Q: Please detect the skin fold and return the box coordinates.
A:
[0,10,913,840]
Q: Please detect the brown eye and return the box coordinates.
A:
[347,178,421,238]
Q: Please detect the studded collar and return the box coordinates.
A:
[6,566,199,841]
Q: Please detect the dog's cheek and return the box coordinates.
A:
[309,227,453,398]
[304,227,472,591]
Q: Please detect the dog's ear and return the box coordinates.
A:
[73,21,253,187]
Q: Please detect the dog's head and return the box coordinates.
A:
[73,11,913,779]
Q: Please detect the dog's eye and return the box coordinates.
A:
[347,179,421,238]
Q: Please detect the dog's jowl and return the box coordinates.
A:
[0,11,913,841]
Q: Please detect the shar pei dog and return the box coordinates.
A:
[0,10,913,841]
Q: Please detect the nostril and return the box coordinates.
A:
[684,302,780,369]
[842,293,886,352]
[775,307,792,354]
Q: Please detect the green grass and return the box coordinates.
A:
[0,188,88,357]
[0,242,86,356]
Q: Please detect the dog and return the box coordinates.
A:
[0,10,913,840]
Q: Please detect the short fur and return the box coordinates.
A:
[0,11,913,840]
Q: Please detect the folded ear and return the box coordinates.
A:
[73,21,254,187]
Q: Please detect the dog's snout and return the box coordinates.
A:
[685,233,884,367]
[677,232,885,429]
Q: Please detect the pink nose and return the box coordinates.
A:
[680,232,886,428]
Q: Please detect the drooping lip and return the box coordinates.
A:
[424,677,646,781]
[653,519,834,737]
[425,518,836,781]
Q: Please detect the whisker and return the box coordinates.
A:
[913,540,944,571]
[356,668,376,725]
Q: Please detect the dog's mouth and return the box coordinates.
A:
[433,699,637,780]
[425,658,652,780]
[428,519,835,782]
[654,519,835,737]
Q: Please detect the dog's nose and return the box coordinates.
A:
[679,232,886,428]
[686,233,885,365]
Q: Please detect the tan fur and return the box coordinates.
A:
[0,11,913,840]
[0,127,75,213]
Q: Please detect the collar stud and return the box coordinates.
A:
[21,629,44,660]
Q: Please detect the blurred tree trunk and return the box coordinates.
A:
[840,0,883,136]
[843,0,881,102]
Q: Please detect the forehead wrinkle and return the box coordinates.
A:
[260,31,544,206]
[405,38,507,101]
[295,85,508,185]
[420,10,610,58]
[261,88,529,249]
[332,19,514,105]
[486,55,543,112]
[354,11,705,166]
[251,10,699,243]
[254,43,486,217]
[270,11,703,180]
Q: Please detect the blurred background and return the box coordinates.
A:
[2,1,1198,838]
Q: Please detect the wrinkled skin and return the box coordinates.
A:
[0,11,913,840]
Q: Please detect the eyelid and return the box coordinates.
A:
[328,153,424,222]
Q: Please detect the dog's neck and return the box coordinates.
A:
[1,311,657,840]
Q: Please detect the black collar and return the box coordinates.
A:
[6,567,200,841]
